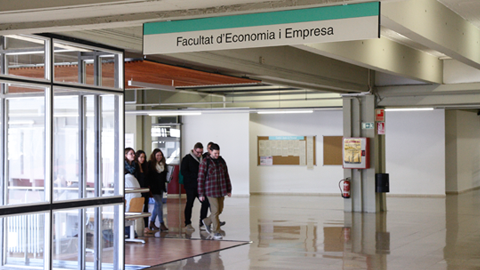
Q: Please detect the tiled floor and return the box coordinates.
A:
[140,190,480,269]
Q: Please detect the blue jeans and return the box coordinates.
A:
[150,193,164,224]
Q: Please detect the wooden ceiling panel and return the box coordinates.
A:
[6,59,260,89]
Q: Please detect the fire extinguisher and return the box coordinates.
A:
[339,178,351,198]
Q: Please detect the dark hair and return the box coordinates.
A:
[207,141,214,150]
[125,147,135,162]
[149,148,166,170]
[194,142,203,150]
[210,143,220,151]
[135,150,146,164]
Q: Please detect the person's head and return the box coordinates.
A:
[207,141,214,155]
[193,142,203,158]
[125,147,135,163]
[210,143,220,159]
[135,150,146,165]
[149,148,165,165]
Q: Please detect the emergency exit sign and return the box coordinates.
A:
[362,122,374,129]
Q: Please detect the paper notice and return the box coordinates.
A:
[260,156,273,166]
[306,136,314,169]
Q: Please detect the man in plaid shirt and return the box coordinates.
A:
[198,143,232,239]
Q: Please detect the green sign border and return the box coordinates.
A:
[144,2,379,35]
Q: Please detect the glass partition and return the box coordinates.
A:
[53,91,80,201]
[2,35,48,80]
[0,34,124,269]
[53,40,123,90]
[6,85,46,205]
[52,205,122,270]
[101,95,122,196]
[4,212,47,268]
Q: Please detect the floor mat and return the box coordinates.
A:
[124,237,249,268]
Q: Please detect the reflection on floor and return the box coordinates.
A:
[125,238,248,268]
[132,190,480,270]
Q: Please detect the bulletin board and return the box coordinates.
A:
[323,136,343,165]
[257,136,316,166]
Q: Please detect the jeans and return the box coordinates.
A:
[184,188,209,226]
[150,193,164,224]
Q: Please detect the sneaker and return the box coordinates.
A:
[184,224,195,232]
[199,224,206,231]
[202,219,211,234]
[212,233,223,240]
[220,221,226,227]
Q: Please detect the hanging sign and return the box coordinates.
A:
[143,2,380,54]
[375,109,385,121]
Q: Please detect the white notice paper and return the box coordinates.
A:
[260,156,273,166]
[306,136,314,169]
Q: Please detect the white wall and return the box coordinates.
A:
[182,113,250,196]
[249,110,344,195]
[445,110,480,193]
[385,110,445,196]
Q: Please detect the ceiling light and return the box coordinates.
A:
[257,110,313,114]
[384,108,434,112]
[147,112,201,116]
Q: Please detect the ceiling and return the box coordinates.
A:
[1,0,480,110]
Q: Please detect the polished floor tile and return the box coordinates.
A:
[141,190,480,269]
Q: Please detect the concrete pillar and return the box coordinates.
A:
[342,94,387,212]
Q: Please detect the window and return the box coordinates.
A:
[0,35,124,269]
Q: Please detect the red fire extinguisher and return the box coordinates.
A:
[339,178,351,198]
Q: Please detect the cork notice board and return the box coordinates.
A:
[257,136,316,166]
[323,136,343,165]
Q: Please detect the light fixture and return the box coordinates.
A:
[384,108,434,112]
[257,110,314,114]
[147,112,201,116]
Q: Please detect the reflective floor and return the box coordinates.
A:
[143,189,480,270]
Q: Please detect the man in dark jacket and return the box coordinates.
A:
[181,142,209,231]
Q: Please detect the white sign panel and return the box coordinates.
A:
[144,2,379,54]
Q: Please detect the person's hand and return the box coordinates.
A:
[199,196,205,202]
[227,193,231,197]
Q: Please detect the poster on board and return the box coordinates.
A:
[342,137,370,169]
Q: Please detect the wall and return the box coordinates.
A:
[181,113,250,196]
[385,110,445,196]
[445,110,480,193]
[249,110,344,195]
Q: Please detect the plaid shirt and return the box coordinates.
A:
[197,156,232,198]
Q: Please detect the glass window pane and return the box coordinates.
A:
[100,55,116,88]
[3,35,47,80]
[52,205,123,270]
[101,95,121,196]
[53,40,123,90]
[53,91,80,201]
[5,213,46,268]
[7,89,46,205]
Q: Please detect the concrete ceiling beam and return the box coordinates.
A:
[296,36,443,84]
[162,46,371,93]
[382,0,480,70]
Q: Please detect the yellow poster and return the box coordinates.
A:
[343,139,362,164]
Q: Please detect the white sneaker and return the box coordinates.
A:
[213,233,223,240]
[202,219,211,234]
[184,224,195,232]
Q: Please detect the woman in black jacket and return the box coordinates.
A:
[135,150,152,234]
[146,148,169,231]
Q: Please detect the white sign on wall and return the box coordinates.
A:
[144,2,380,54]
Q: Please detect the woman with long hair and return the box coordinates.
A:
[124,147,136,175]
[147,148,169,231]
[135,150,152,234]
